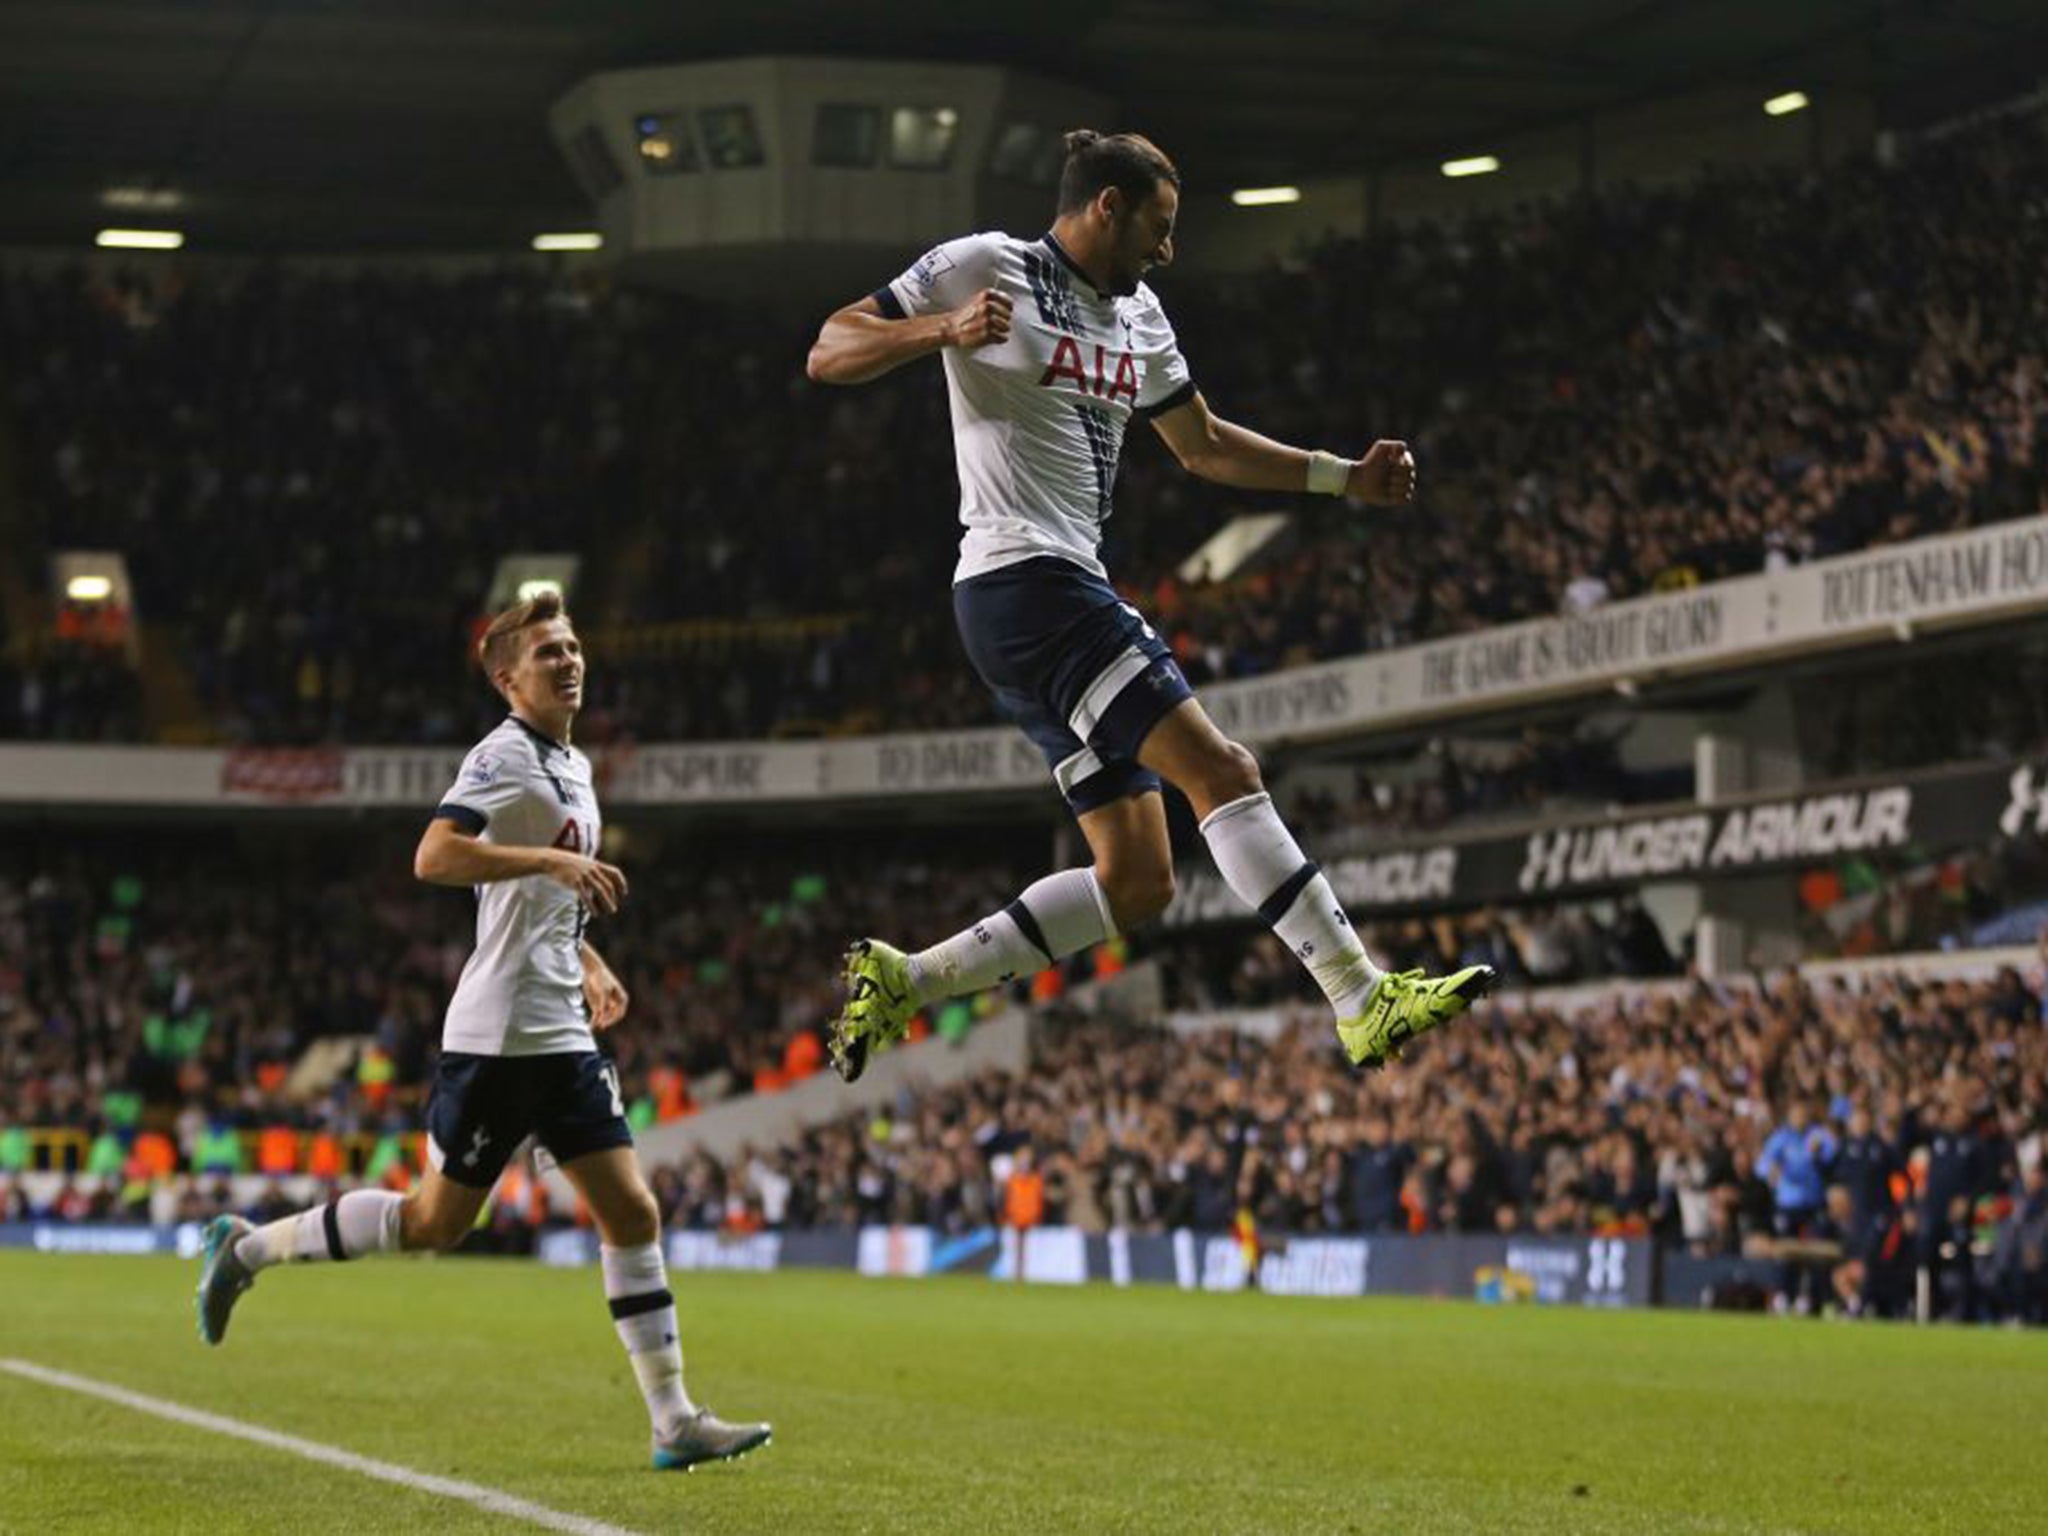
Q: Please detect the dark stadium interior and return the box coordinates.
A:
[3,0,2045,250]
[7,108,2047,745]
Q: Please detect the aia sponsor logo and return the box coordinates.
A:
[1038,335,1139,406]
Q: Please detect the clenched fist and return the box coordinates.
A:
[943,288,1013,349]
[1348,440,1418,506]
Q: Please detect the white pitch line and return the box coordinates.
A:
[0,1358,645,1536]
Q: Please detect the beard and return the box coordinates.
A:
[1105,256,1151,298]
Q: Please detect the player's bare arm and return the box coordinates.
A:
[806,289,1012,385]
[1149,391,1417,505]
[413,819,629,915]
[581,940,629,1030]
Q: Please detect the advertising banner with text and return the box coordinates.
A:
[845,1226,1657,1308]
[4,515,2046,809]
[0,1221,1652,1307]
[1163,758,2039,923]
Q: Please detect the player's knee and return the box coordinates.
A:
[599,1185,662,1249]
[1100,861,1175,930]
[1199,738,1262,807]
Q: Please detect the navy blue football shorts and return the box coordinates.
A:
[953,555,1195,813]
[426,1050,634,1189]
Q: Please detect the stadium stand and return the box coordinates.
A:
[6,887,2044,1322]
[643,972,2048,1323]
[0,826,1055,1135]
[4,111,2044,746]
[6,807,2045,1320]
[0,822,1709,1146]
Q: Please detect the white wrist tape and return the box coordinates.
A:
[1306,450,1353,496]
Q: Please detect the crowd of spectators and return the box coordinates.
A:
[655,968,2048,1323]
[1792,629,2048,780]
[1287,722,1683,846]
[0,827,1050,1154]
[0,637,141,741]
[1155,901,1682,1017]
[0,590,146,741]
[3,112,2045,745]
[0,822,1701,1164]
[5,820,2046,1321]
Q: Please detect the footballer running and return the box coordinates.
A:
[194,591,770,1472]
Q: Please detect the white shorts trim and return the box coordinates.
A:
[1053,744,1105,794]
[1067,645,1152,741]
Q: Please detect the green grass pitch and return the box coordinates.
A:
[1,1251,2042,1534]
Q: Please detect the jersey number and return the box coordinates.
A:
[554,819,594,948]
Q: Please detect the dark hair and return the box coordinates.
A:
[478,588,570,681]
[1056,129,1180,216]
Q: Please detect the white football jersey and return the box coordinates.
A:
[879,230,1195,583]
[431,715,601,1056]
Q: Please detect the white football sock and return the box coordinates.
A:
[602,1241,696,1436]
[235,1190,405,1271]
[1199,791,1383,1016]
[906,868,1116,1002]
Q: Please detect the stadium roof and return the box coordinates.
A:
[2,0,2044,251]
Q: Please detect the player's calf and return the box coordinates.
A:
[399,1194,483,1253]
[235,1190,407,1270]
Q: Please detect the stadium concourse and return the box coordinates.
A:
[4,111,2046,746]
